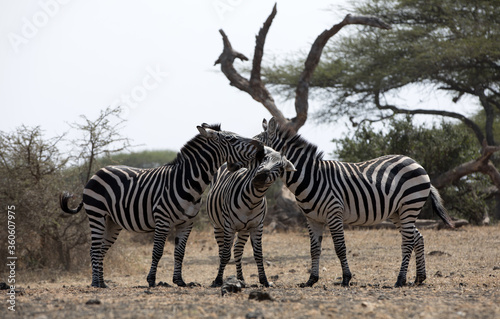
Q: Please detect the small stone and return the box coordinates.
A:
[249,290,274,301]
[85,299,101,305]
[246,310,265,319]
[157,281,172,287]
[361,301,375,311]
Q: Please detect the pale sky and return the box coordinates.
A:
[0,1,472,160]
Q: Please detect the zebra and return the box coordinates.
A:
[206,146,295,288]
[256,117,454,288]
[60,123,265,288]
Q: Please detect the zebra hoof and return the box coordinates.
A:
[174,280,187,287]
[394,279,406,288]
[341,273,352,287]
[91,281,108,288]
[210,279,223,288]
[299,274,318,288]
[414,274,426,285]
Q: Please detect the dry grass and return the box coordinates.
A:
[6,225,500,318]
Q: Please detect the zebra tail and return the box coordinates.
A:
[430,185,454,228]
[60,191,84,214]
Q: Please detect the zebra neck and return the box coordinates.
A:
[237,171,267,212]
[284,147,318,195]
[172,137,227,196]
[272,134,320,196]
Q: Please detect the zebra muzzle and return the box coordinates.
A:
[252,171,270,189]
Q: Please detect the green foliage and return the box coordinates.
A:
[334,116,478,179]
[262,0,500,143]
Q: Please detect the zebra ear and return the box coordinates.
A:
[268,117,277,135]
[197,125,217,139]
[262,118,268,131]
[283,156,296,172]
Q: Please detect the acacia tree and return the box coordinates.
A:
[214,3,391,134]
[261,0,500,192]
[0,126,88,270]
[70,106,131,183]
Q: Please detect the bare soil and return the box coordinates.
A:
[4,225,500,318]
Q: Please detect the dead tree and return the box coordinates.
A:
[214,3,391,134]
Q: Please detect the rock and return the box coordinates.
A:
[221,276,244,296]
[248,290,274,301]
[246,310,265,319]
[85,299,101,305]
[428,251,451,257]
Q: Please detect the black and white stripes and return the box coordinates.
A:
[206,146,295,287]
[60,124,264,288]
[256,117,453,287]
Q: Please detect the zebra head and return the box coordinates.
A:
[252,146,296,190]
[197,123,265,172]
[255,117,291,152]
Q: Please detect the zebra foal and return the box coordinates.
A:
[256,118,454,288]
[60,123,264,288]
[207,146,295,287]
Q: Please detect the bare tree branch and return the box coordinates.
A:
[433,145,500,191]
[215,4,391,133]
[374,91,486,145]
[292,15,391,131]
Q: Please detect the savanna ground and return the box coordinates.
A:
[4,225,500,319]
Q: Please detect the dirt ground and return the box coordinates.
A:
[3,225,500,319]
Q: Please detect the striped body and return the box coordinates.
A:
[60,124,264,288]
[257,118,453,287]
[290,155,431,226]
[207,147,295,287]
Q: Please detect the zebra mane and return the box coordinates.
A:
[165,123,222,166]
[275,122,325,161]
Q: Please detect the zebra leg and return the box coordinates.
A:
[210,226,225,287]
[234,231,250,285]
[146,222,171,287]
[395,223,417,287]
[211,228,235,287]
[171,223,194,287]
[299,218,324,288]
[88,214,107,288]
[95,216,123,287]
[328,215,352,287]
[101,216,122,257]
[413,228,426,285]
[250,224,269,287]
